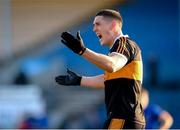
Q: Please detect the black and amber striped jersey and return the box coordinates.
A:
[104,36,146,124]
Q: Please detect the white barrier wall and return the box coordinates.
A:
[0,85,46,128]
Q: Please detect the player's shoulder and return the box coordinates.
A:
[110,35,128,52]
[147,104,163,113]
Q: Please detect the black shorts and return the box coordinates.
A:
[103,118,145,129]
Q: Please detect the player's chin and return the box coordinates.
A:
[100,40,105,45]
[100,41,108,46]
[100,41,103,45]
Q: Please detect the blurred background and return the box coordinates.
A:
[0,0,179,129]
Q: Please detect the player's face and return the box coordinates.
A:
[93,16,113,46]
[141,91,149,109]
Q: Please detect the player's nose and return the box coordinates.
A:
[93,25,97,32]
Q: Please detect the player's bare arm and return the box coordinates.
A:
[82,48,127,73]
[60,31,127,73]
[81,74,105,88]
[159,111,174,129]
[55,69,105,88]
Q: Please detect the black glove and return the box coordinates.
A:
[61,31,86,55]
[55,69,82,86]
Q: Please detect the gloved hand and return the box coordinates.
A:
[61,31,86,55]
[55,68,82,86]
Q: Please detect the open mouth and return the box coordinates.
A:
[97,34,102,40]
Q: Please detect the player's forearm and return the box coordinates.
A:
[81,74,105,88]
[159,120,173,129]
[159,111,174,129]
[82,48,115,72]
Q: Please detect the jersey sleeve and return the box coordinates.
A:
[109,37,131,61]
[151,104,163,116]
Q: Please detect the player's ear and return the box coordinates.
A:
[111,20,116,30]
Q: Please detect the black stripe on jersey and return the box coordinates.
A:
[110,39,120,53]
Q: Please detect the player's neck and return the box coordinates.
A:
[109,31,123,49]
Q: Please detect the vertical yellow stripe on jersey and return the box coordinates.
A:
[117,37,124,52]
[116,38,122,52]
[118,37,126,53]
[108,119,125,129]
